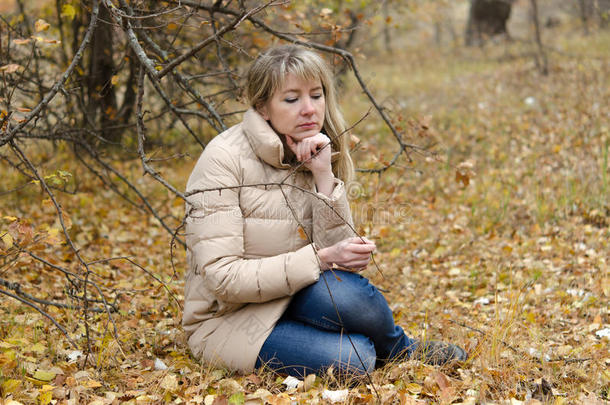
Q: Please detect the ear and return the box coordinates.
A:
[256,102,269,120]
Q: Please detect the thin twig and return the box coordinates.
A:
[0,277,113,313]
[1,0,100,147]
[0,288,78,348]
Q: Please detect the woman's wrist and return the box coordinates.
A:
[312,169,335,197]
[316,246,331,270]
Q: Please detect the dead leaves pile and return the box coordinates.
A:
[2,21,610,405]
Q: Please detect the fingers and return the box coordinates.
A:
[288,133,331,163]
[347,243,376,254]
[345,237,376,252]
[298,138,319,162]
[347,236,375,245]
[285,135,296,151]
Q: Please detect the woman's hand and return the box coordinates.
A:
[316,237,376,272]
[285,133,334,196]
[285,133,332,176]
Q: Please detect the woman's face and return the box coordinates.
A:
[259,73,325,142]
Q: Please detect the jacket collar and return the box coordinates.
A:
[242,108,292,169]
[241,108,340,170]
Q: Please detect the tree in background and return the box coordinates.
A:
[465,0,514,46]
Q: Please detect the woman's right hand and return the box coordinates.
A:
[316,237,376,272]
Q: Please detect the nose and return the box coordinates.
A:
[300,96,315,116]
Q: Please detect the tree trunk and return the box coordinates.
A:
[87,3,119,143]
[596,0,610,28]
[383,0,392,54]
[530,0,548,75]
[465,0,513,46]
[579,0,591,35]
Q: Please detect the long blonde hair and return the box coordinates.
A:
[246,45,354,183]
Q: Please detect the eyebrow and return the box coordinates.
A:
[282,86,323,94]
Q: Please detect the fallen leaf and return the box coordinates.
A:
[160,374,178,392]
[32,370,56,382]
[0,64,22,74]
[1,232,13,249]
[35,19,50,32]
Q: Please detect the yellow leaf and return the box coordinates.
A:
[297,226,307,240]
[1,379,21,394]
[167,22,178,30]
[83,379,102,388]
[405,382,422,394]
[27,342,46,354]
[40,384,54,392]
[3,216,18,222]
[390,247,401,258]
[33,370,56,382]
[61,4,76,21]
[39,389,52,405]
[35,19,50,32]
[111,75,119,86]
[2,232,13,249]
[1,349,17,361]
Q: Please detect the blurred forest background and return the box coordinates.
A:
[0,0,608,403]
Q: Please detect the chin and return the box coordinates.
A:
[291,130,319,140]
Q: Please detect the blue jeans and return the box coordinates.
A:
[254,270,416,377]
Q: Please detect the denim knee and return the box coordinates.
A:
[325,272,391,322]
[336,334,376,375]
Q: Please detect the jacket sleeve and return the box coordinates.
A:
[311,178,356,249]
[185,145,321,304]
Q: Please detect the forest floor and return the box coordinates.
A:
[1,25,609,405]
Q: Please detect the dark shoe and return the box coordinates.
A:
[409,340,467,365]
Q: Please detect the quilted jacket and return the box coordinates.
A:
[182,108,355,373]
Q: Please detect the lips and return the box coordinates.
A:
[298,122,318,129]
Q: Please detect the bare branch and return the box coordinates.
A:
[1,0,100,147]
[0,288,78,348]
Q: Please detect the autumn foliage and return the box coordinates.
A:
[0,0,609,404]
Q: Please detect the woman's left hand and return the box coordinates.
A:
[285,133,332,177]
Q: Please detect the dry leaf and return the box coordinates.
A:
[35,19,50,32]
[160,374,178,391]
[0,64,23,73]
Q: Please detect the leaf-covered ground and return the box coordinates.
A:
[1,27,609,405]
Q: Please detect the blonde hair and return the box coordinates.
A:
[246,45,354,183]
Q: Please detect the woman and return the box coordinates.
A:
[182,45,466,377]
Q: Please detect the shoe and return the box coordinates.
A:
[409,340,467,365]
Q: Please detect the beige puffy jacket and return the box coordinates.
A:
[182,109,355,373]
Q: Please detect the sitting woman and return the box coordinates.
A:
[182,44,466,377]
